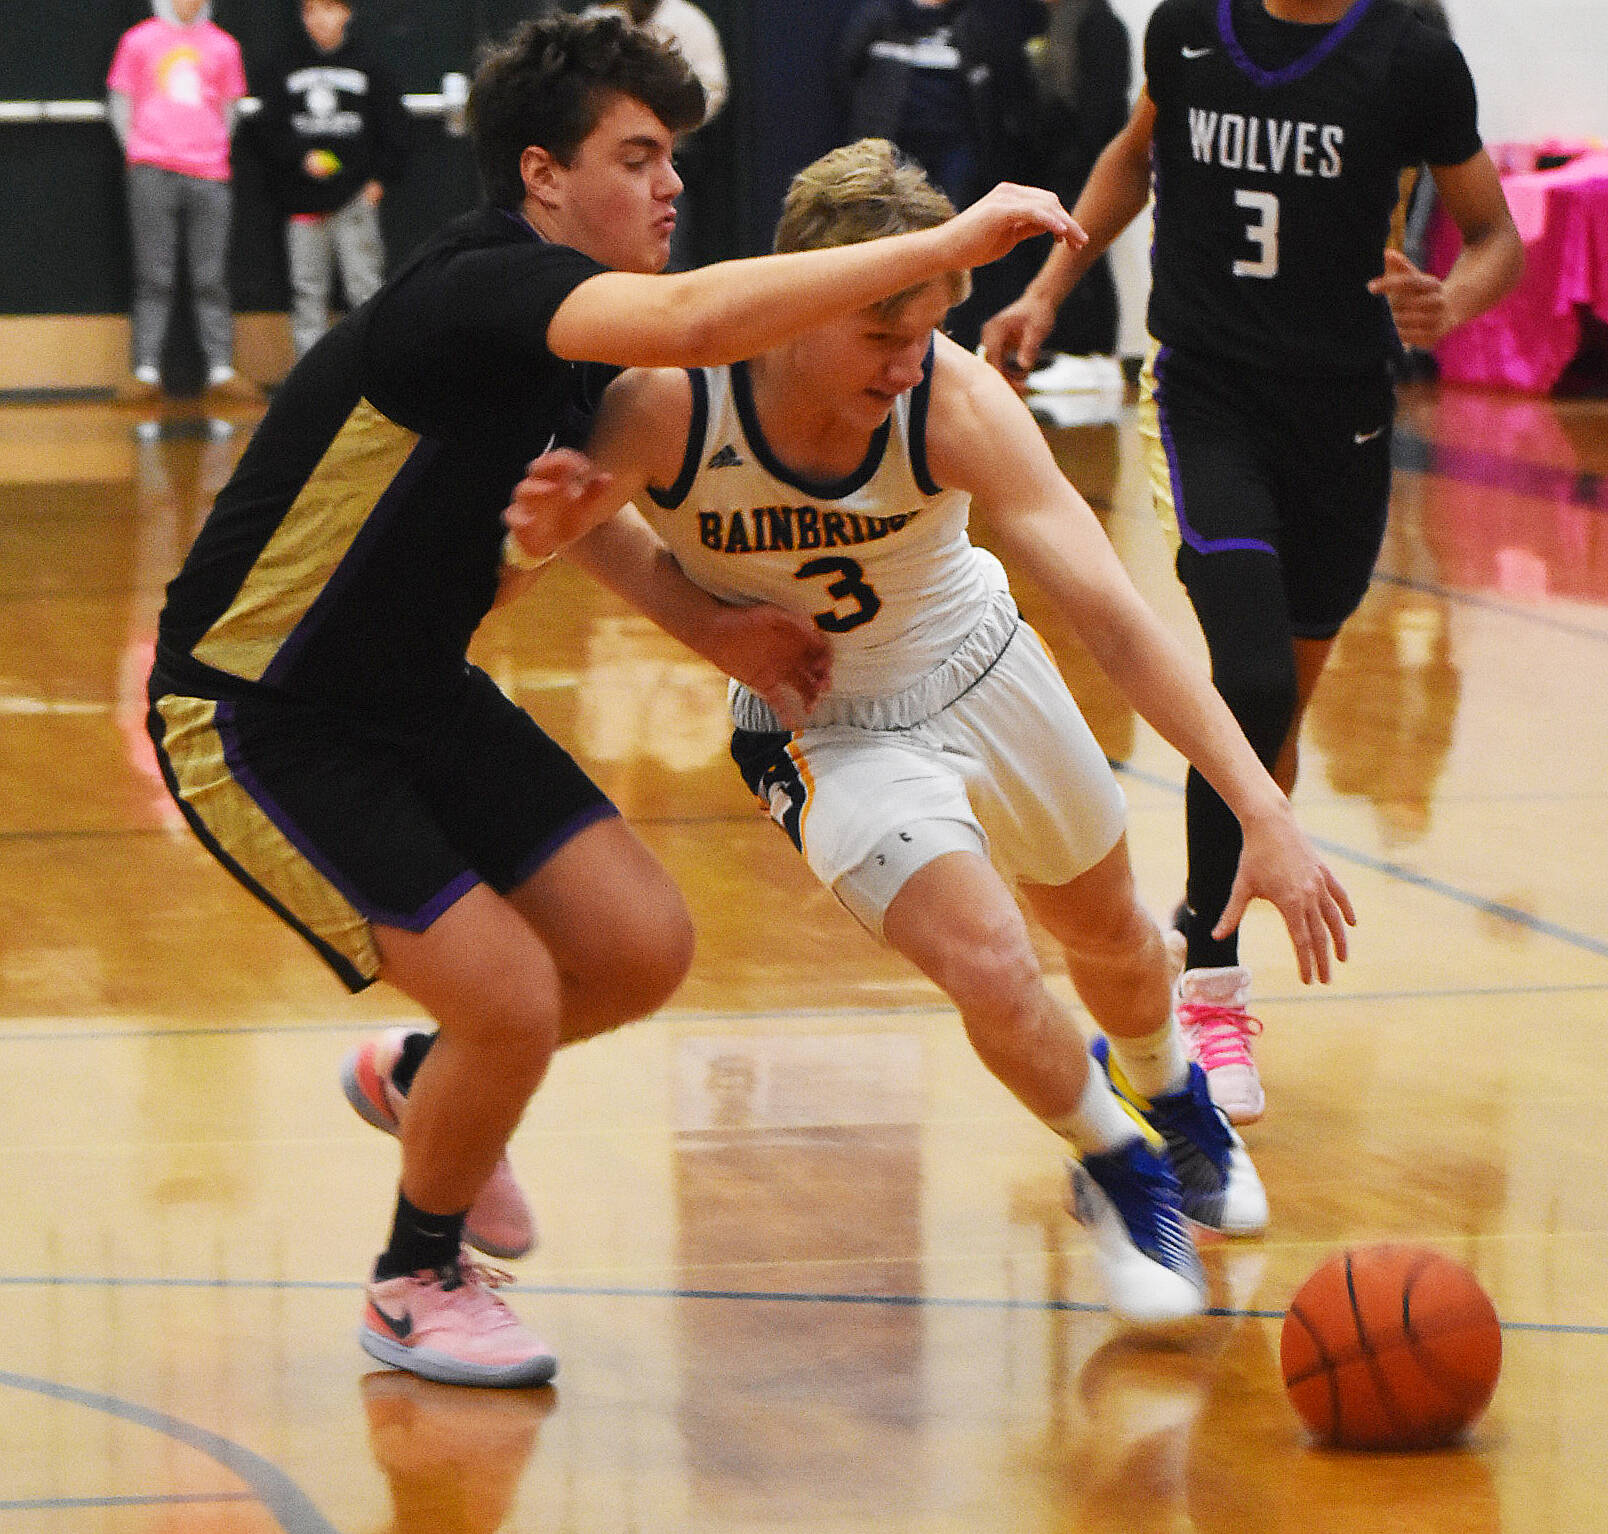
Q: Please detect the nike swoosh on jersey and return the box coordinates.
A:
[1353,427,1386,444]
[1182,45,1214,58]
[369,1302,414,1341]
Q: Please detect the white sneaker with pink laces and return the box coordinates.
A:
[361,1257,557,1388]
[1174,965,1265,1125]
[342,1028,537,1260]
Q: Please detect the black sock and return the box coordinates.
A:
[373,1192,467,1281]
[1180,895,1241,973]
[390,1030,436,1096]
[1183,772,1246,971]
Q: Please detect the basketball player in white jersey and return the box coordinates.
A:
[504,140,1355,1323]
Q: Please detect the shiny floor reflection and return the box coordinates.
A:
[1,384,1605,1532]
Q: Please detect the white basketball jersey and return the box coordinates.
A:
[643,347,1008,699]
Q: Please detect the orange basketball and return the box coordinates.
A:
[1280,1244,1502,1450]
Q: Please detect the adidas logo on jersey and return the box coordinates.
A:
[707,444,744,469]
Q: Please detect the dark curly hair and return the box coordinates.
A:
[468,10,706,209]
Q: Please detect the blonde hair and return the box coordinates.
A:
[774,139,970,316]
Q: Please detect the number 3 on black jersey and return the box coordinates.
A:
[1234,189,1280,278]
[796,555,882,633]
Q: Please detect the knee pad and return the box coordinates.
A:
[833,818,988,941]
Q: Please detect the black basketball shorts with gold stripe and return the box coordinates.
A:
[146,664,615,991]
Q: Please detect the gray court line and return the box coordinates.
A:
[0,1492,256,1512]
[2,974,1606,1048]
[1305,841,1608,959]
[533,1285,1608,1336]
[656,980,1608,1018]
[0,1276,1603,1339]
[1370,568,1608,642]
[0,1369,337,1534]
[1114,761,1608,960]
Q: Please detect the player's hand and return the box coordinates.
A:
[1216,806,1356,984]
[705,604,832,731]
[980,292,1059,388]
[940,183,1088,273]
[502,448,617,565]
[1368,248,1454,351]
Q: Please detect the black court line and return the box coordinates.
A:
[0,1369,337,1534]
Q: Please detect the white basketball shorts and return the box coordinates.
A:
[732,615,1126,939]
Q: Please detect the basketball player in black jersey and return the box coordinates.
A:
[145,11,1082,1389]
[983,0,1521,1123]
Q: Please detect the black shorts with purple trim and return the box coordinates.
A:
[1142,343,1395,640]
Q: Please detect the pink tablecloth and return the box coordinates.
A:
[1426,150,1608,393]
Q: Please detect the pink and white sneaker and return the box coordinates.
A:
[361,1256,557,1388]
[342,1028,537,1260]
[1175,966,1266,1125]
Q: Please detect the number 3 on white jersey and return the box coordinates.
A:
[1233,189,1280,278]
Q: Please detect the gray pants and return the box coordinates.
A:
[126,162,235,374]
[286,195,385,358]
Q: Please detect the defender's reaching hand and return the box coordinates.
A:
[502,449,618,566]
[1216,807,1356,984]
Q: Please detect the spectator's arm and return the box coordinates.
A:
[367,63,413,187]
[106,89,130,151]
[249,71,302,170]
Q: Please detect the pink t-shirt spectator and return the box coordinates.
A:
[107,16,246,182]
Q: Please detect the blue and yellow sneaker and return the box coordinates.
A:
[1090,1035,1269,1236]
[1068,1135,1207,1324]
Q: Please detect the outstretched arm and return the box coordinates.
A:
[980,91,1156,383]
[550,180,1086,368]
[928,338,1355,980]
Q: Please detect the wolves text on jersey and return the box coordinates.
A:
[698,504,923,555]
[1188,108,1343,178]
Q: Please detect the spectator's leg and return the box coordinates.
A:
[184,174,235,376]
[126,163,181,377]
[331,196,386,310]
[287,215,335,359]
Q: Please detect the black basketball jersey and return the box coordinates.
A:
[1143,0,1482,374]
[153,209,610,720]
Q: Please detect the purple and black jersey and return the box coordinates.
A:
[1143,0,1482,374]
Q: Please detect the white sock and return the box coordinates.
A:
[1106,1019,1191,1100]
[1047,1064,1146,1156]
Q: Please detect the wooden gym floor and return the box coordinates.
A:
[1,376,1605,1532]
